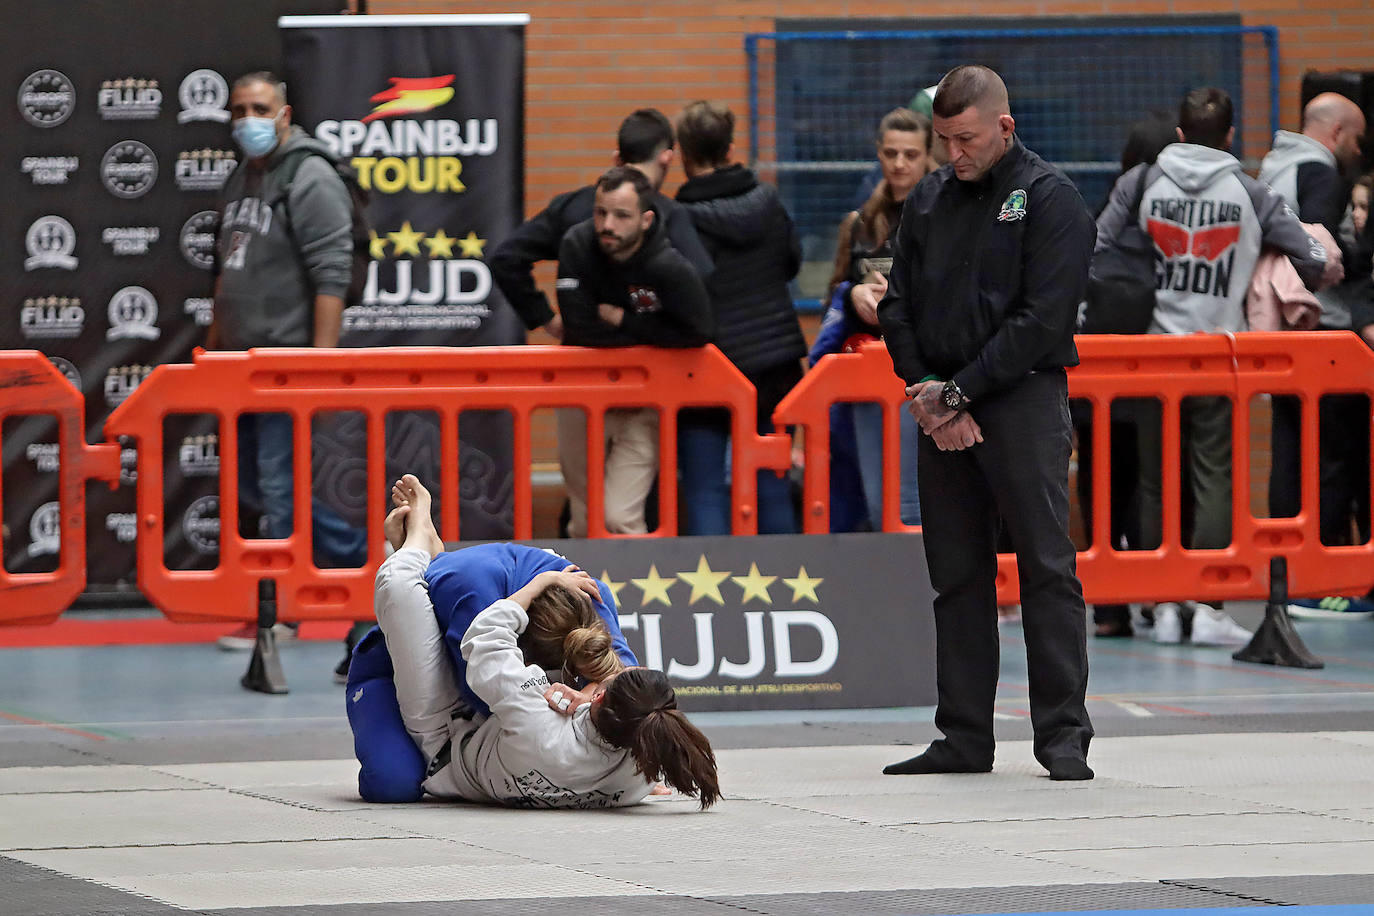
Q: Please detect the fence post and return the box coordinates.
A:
[242,578,289,694]
[1232,556,1323,670]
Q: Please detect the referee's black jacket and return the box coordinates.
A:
[878,137,1096,402]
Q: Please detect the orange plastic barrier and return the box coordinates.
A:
[776,332,1374,607]
[0,351,121,625]
[102,345,791,624]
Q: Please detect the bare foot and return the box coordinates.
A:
[384,505,410,553]
[395,474,444,557]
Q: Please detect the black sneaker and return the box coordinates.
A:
[333,655,350,685]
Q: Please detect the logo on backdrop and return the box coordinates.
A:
[183,297,213,327]
[27,502,62,558]
[106,512,137,543]
[120,447,138,485]
[178,434,219,477]
[599,558,838,685]
[25,443,59,472]
[101,140,158,198]
[24,216,78,270]
[21,296,85,340]
[98,78,162,120]
[102,226,160,256]
[183,495,220,554]
[175,149,236,192]
[348,221,492,331]
[178,69,230,123]
[103,364,153,408]
[179,210,219,268]
[18,69,75,127]
[49,356,81,390]
[362,75,455,122]
[106,286,161,341]
[22,156,80,186]
[316,73,496,195]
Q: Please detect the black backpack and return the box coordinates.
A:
[271,147,373,307]
[1081,165,1156,335]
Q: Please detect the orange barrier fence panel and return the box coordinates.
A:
[777,333,1374,607]
[102,345,792,624]
[0,351,121,625]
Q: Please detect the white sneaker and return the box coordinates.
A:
[1152,603,1183,644]
[1189,603,1252,647]
[217,622,298,651]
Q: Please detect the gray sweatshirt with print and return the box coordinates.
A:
[423,598,655,809]
[214,126,352,349]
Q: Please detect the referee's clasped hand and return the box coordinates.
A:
[905,381,958,434]
[930,412,985,451]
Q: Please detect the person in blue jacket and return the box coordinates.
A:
[346,476,637,802]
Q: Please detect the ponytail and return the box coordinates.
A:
[593,668,721,809]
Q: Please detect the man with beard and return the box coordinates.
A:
[554,166,713,537]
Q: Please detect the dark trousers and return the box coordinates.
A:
[1270,393,1371,547]
[1071,400,1140,628]
[919,369,1093,768]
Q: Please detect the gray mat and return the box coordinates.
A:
[0,855,182,916]
[199,881,1261,916]
[1167,873,1374,906]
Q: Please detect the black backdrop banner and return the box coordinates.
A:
[1,1,338,589]
[282,14,528,545]
[2,10,528,592]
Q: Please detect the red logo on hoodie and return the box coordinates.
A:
[1147,219,1240,262]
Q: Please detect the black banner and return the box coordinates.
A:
[282,14,528,542]
[527,532,937,712]
[2,9,528,590]
[1,1,337,587]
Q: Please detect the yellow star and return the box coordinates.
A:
[677,555,731,606]
[598,570,626,606]
[387,221,425,257]
[731,563,776,604]
[368,231,387,260]
[457,230,486,258]
[782,566,823,603]
[424,228,457,259]
[631,564,676,607]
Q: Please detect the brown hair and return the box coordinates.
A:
[932,65,1008,119]
[859,108,931,243]
[596,165,654,213]
[592,667,721,809]
[521,584,622,684]
[677,100,734,169]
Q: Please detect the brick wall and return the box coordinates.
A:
[367,0,1372,215]
[362,0,1337,535]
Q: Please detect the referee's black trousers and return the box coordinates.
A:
[918,369,1093,769]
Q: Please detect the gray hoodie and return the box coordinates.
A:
[1097,142,1326,335]
[1259,130,1353,329]
[215,126,353,349]
[422,598,654,809]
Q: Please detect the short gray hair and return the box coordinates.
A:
[233,71,287,105]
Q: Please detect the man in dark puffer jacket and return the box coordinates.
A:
[673,101,807,535]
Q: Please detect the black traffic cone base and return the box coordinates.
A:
[1232,557,1323,670]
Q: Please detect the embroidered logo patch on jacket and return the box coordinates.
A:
[997,188,1027,222]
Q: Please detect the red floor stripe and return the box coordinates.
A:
[0,618,355,648]
[0,709,109,741]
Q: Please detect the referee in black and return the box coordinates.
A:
[876,65,1096,781]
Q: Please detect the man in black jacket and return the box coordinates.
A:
[673,100,807,535]
[491,109,712,339]
[877,66,1097,781]
[556,166,713,537]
